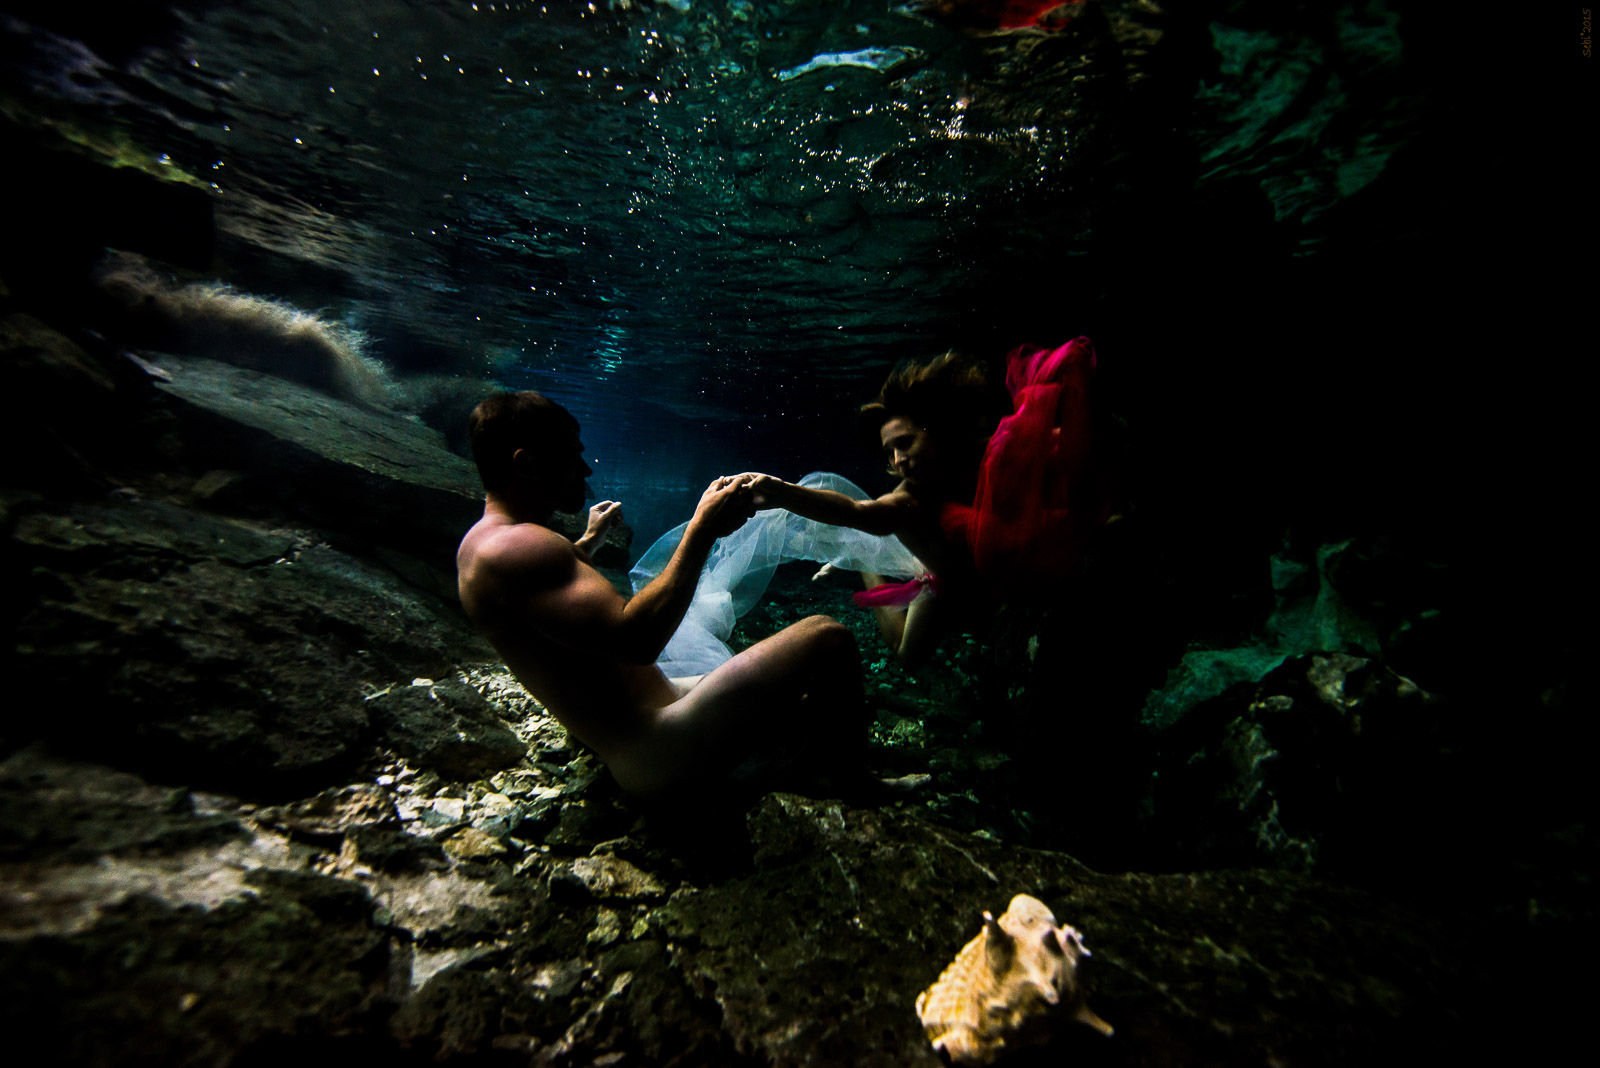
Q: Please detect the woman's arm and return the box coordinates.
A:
[741,474,913,537]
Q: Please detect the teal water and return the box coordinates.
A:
[7,0,1545,543]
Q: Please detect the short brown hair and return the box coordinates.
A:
[467,391,578,493]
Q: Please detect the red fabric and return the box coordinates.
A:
[852,573,941,608]
[940,336,1107,594]
[993,0,1085,30]
[926,0,1087,31]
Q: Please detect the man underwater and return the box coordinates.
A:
[456,391,870,800]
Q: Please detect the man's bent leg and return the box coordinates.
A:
[606,615,864,798]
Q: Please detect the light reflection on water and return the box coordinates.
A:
[3,1,1054,440]
[2,1,1431,521]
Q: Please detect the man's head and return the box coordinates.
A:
[468,391,590,513]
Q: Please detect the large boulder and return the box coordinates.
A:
[144,352,632,567]
[5,493,495,796]
[0,870,396,1065]
[1144,652,1448,882]
[0,313,124,491]
[1141,538,1394,734]
[147,353,483,562]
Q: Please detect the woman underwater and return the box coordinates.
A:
[630,337,1117,674]
[742,337,1116,664]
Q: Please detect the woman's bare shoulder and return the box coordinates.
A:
[877,481,936,513]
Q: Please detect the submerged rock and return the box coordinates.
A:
[0,869,396,1065]
[0,747,245,866]
[0,313,132,492]
[146,352,480,561]
[7,493,493,796]
[1146,652,1442,880]
[659,793,1474,1066]
[440,826,509,860]
[1141,538,1390,733]
[555,854,670,902]
[255,783,399,842]
[142,351,631,568]
[0,742,1502,1066]
[365,679,527,782]
[0,312,116,397]
[92,250,393,410]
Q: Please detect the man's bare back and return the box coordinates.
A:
[456,397,867,799]
[458,515,678,756]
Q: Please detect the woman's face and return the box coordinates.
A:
[880,415,939,485]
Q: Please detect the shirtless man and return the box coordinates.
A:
[456,391,867,800]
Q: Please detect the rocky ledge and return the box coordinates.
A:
[1,478,1497,1066]
[1,740,1484,1067]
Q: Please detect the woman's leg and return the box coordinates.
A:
[859,572,908,652]
[859,572,943,667]
[894,591,944,667]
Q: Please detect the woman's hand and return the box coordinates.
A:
[722,472,786,510]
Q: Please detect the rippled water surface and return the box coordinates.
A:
[2,0,1551,537]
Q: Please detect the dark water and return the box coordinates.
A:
[0,4,1590,1062]
[9,0,1577,543]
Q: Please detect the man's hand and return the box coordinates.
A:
[723,472,786,510]
[573,500,622,561]
[689,475,758,540]
[584,500,622,541]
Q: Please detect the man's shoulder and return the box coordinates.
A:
[461,518,575,579]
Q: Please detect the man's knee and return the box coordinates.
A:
[798,613,851,641]
[794,614,856,660]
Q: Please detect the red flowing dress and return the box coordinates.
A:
[939,336,1110,596]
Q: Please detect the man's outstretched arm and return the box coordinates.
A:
[512,476,757,664]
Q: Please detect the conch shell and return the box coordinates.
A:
[915,893,1112,1065]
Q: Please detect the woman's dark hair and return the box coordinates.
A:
[467,390,578,493]
[857,351,1006,467]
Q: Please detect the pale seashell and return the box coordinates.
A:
[915,893,1112,1066]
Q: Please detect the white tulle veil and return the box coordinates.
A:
[628,472,920,676]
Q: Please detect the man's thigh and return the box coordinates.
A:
[659,615,853,740]
[615,616,859,797]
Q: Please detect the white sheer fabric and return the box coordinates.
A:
[628,472,921,676]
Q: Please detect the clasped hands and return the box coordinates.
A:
[692,472,784,539]
[583,473,784,546]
